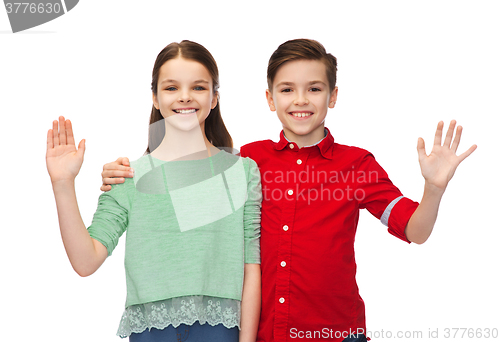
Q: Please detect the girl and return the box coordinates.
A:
[46,40,262,342]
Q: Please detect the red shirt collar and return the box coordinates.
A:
[274,127,335,160]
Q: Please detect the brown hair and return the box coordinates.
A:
[146,40,232,153]
[267,39,338,92]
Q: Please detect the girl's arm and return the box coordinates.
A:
[405,120,476,244]
[239,263,261,342]
[47,116,108,276]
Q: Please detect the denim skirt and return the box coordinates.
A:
[129,321,239,342]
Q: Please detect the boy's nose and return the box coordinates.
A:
[293,93,309,106]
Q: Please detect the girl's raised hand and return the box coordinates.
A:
[46,116,86,183]
[417,120,477,191]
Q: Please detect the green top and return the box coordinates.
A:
[88,150,262,308]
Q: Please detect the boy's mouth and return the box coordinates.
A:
[289,111,313,118]
[173,108,198,114]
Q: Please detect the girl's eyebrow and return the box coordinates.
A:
[275,80,327,87]
[160,79,210,85]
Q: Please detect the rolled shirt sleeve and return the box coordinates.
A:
[87,183,130,256]
[357,153,419,243]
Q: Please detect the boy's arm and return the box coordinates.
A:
[100,157,134,192]
[239,263,261,342]
[405,121,476,244]
[47,117,108,276]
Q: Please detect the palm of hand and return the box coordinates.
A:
[46,117,85,183]
[417,121,476,191]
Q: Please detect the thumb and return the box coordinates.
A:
[417,137,426,160]
[77,139,86,159]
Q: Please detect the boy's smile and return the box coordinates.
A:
[266,59,338,147]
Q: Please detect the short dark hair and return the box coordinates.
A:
[267,39,338,92]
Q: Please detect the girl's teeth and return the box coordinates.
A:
[292,113,311,117]
[176,109,196,114]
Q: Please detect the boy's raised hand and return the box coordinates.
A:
[100,157,133,191]
[417,120,477,191]
[46,116,86,183]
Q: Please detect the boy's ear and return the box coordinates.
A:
[266,89,276,111]
[211,91,219,110]
[328,86,338,109]
[152,92,160,110]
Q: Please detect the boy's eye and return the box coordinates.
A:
[310,87,321,92]
[281,88,292,93]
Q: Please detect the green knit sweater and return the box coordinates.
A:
[87,150,261,309]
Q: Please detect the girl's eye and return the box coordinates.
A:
[165,87,177,91]
[194,86,206,91]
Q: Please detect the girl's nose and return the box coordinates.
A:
[178,90,192,102]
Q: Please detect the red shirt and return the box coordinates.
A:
[240,128,419,342]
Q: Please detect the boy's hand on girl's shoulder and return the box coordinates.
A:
[416,120,477,192]
[100,157,134,192]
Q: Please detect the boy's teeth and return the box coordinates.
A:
[175,109,196,114]
[292,112,312,117]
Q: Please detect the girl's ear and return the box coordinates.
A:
[266,89,276,111]
[211,91,219,110]
[152,92,160,110]
[328,86,338,109]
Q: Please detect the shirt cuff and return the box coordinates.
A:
[382,196,419,243]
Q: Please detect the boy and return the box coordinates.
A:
[100,39,476,341]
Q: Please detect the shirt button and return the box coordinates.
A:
[289,143,294,149]
[297,159,302,165]
[279,297,285,303]
[283,225,289,231]
[287,189,293,196]
[280,261,286,267]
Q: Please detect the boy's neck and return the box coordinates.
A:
[283,125,327,148]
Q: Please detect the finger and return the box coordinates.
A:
[100,184,113,192]
[450,125,462,153]
[52,120,59,146]
[443,120,457,148]
[66,119,76,146]
[103,177,126,185]
[103,162,132,172]
[457,144,477,164]
[102,170,133,178]
[47,129,53,150]
[417,137,427,160]
[115,157,130,167]
[433,121,444,146]
[59,116,67,145]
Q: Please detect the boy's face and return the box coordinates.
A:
[266,59,338,146]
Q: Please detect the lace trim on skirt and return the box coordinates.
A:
[116,296,241,338]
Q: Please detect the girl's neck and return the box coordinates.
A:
[150,120,218,161]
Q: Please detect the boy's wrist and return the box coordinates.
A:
[423,180,446,197]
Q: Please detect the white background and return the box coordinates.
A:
[1,1,499,341]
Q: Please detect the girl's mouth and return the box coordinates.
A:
[173,108,198,114]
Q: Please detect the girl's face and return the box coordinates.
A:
[153,56,217,132]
